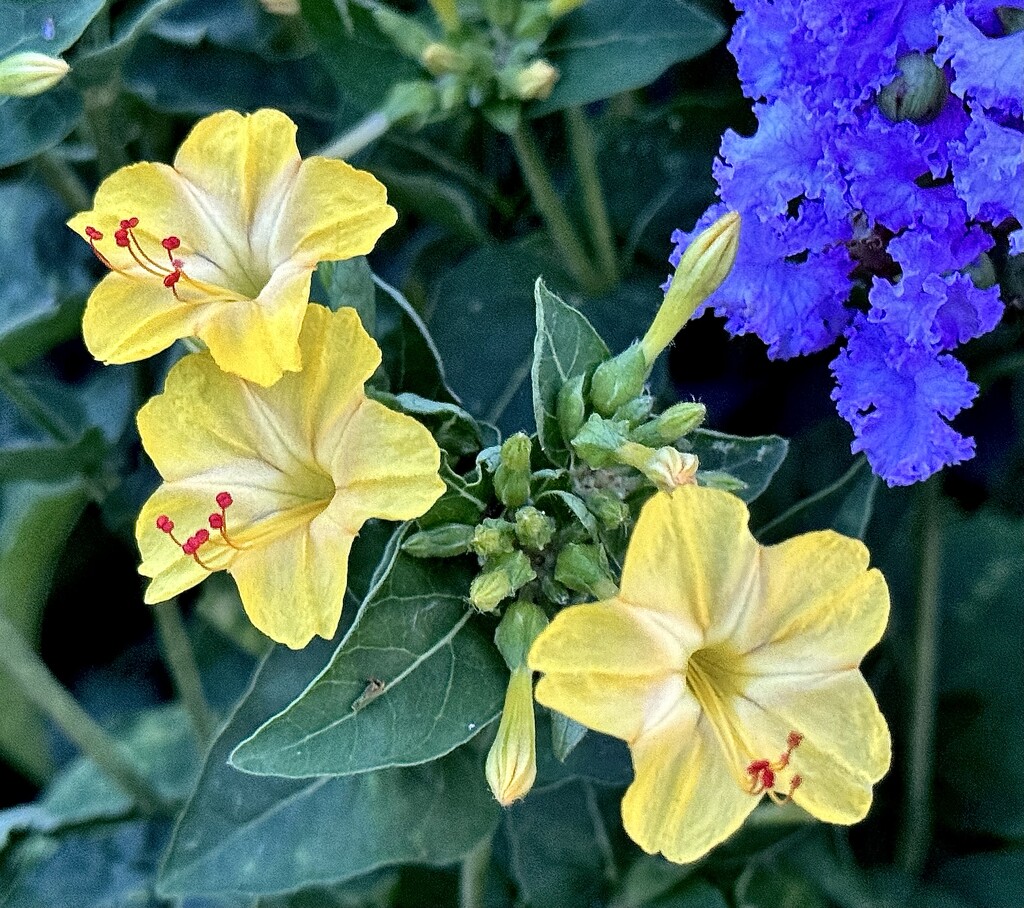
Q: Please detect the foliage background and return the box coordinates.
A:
[0,0,1022,905]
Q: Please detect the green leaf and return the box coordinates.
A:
[0,85,82,168]
[531,277,609,465]
[935,850,1024,908]
[371,164,489,244]
[316,257,376,333]
[680,430,788,503]
[158,648,500,896]
[0,479,89,782]
[0,0,106,56]
[504,779,622,908]
[230,552,505,778]
[609,853,695,908]
[533,0,727,115]
[419,456,493,528]
[550,710,588,762]
[299,0,420,120]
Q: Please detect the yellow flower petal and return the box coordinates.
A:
[618,485,758,633]
[271,157,398,266]
[621,700,758,864]
[735,531,890,673]
[730,671,892,824]
[331,398,446,525]
[229,503,357,650]
[135,304,443,647]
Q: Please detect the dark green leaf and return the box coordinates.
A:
[316,257,376,333]
[935,850,1024,908]
[230,552,505,778]
[0,0,105,56]
[531,277,609,465]
[0,479,89,782]
[680,430,788,503]
[372,164,489,244]
[0,85,82,169]
[609,853,695,908]
[158,645,500,896]
[550,710,588,763]
[419,457,492,528]
[533,0,726,115]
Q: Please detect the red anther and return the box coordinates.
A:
[216,492,233,509]
[161,236,181,250]
[156,515,174,533]
[746,759,770,775]
[760,767,776,790]
[85,226,103,240]
[119,217,139,229]
[114,228,130,247]
[194,528,210,545]
[787,731,804,750]
[182,537,197,555]
[163,270,181,288]
[209,512,224,529]
[790,774,802,792]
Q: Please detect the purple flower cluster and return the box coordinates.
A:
[669,0,1023,486]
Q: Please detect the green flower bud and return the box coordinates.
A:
[697,470,748,493]
[877,53,948,125]
[557,374,587,445]
[421,42,470,76]
[571,414,629,468]
[612,395,654,428]
[472,518,517,557]
[495,433,533,508]
[482,0,521,29]
[511,59,559,101]
[495,600,549,669]
[554,543,618,600]
[641,212,739,367]
[0,52,70,98]
[258,0,300,15]
[382,81,440,129]
[630,401,707,446]
[486,667,537,805]
[403,523,476,558]
[590,343,647,416]
[514,506,556,551]
[371,7,435,60]
[471,551,537,612]
[584,489,630,530]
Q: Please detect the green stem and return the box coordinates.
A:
[0,609,171,815]
[35,152,91,213]
[152,600,217,744]
[0,360,108,501]
[319,111,391,160]
[897,477,942,875]
[565,108,617,286]
[511,120,604,296]
[459,835,492,908]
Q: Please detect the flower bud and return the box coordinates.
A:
[554,543,618,600]
[514,506,556,551]
[590,343,647,416]
[0,52,70,98]
[472,518,517,557]
[630,401,706,446]
[571,414,629,468]
[486,667,537,806]
[372,7,435,59]
[612,394,654,428]
[641,212,739,367]
[421,42,469,76]
[557,374,588,445]
[258,0,300,15]
[428,0,461,31]
[403,523,476,558]
[470,551,536,612]
[877,53,948,124]
[382,81,440,129]
[614,442,699,491]
[495,600,549,669]
[584,489,630,529]
[495,433,532,508]
[512,59,559,101]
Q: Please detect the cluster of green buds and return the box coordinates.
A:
[401,210,741,805]
[369,0,581,132]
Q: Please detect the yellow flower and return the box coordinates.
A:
[68,109,396,387]
[135,303,445,649]
[528,485,891,864]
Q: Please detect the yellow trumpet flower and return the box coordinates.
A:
[529,485,891,864]
[69,109,396,387]
[136,304,445,649]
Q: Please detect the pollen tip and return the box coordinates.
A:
[746,759,770,775]
[161,236,181,250]
[156,515,173,532]
[209,512,224,529]
[182,538,196,555]
[114,228,130,247]
[216,492,233,509]
[194,528,210,545]
[85,225,102,240]
[163,270,181,288]
[791,774,802,790]
[787,731,804,750]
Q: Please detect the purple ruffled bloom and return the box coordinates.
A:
[669,0,1023,486]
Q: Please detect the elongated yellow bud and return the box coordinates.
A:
[640,211,740,366]
[486,667,538,805]
[0,52,70,98]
